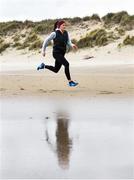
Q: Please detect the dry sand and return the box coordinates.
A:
[0,44,134,97]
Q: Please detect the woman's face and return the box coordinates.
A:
[60,23,66,31]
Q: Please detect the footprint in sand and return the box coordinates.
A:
[51,90,62,92]
[20,87,25,90]
[83,55,94,60]
[0,88,6,91]
[13,93,18,95]
[117,92,122,94]
[49,90,63,93]
[39,89,47,93]
[99,91,114,94]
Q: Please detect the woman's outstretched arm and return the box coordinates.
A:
[41,32,56,56]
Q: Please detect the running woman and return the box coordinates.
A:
[37,20,78,87]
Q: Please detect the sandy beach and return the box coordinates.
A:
[0,44,134,97]
[0,38,134,179]
[1,5,134,179]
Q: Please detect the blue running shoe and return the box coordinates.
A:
[37,63,45,70]
[69,81,78,87]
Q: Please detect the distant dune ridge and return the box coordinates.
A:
[0,11,134,54]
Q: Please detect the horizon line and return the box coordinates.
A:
[0,10,133,23]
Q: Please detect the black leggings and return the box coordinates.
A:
[45,52,71,80]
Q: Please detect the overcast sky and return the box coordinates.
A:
[0,0,133,22]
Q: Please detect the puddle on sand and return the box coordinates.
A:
[0,96,134,179]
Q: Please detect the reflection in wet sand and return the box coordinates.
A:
[45,111,72,169]
[56,112,72,169]
[0,97,133,179]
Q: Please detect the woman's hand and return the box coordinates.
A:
[42,52,46,57]
[72,44,78,51]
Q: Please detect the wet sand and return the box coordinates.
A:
[0,96,134,179]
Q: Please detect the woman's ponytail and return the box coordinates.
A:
[53,21,59,31]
